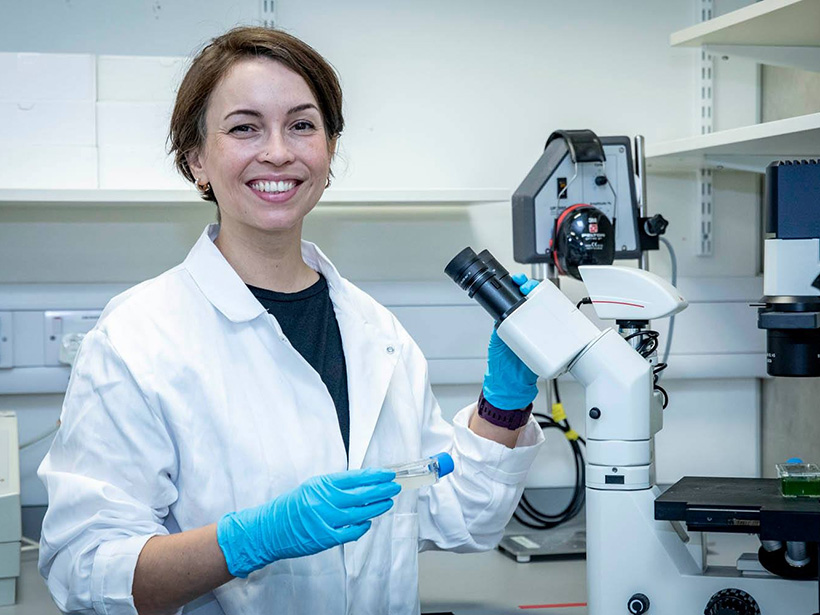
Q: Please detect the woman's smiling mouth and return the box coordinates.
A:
[248,179,302,201]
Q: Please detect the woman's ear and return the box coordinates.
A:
[186,149,207,184]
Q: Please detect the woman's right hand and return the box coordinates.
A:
[216,468,400,578]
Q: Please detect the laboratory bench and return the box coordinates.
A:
[4,543,585,615]
[420,548,586,615]
[3,528,766,615]
[1,550,60,615]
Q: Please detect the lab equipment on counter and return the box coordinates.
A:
[0,412,21,606]
[777,462,820,498]
[445,239,820,614]
[511,129,668,282]
[757,160,820,377]
[387,452,454,490]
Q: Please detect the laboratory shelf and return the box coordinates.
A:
[645,112,820,173]
[0,188,511,208]
[670,0,820,47]
[670,0,820,72]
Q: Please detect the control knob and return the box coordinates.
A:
[704,588,760,615]
[627,593,650,614]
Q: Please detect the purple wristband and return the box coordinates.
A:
[477,392,532,430]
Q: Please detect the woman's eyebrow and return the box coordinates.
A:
[287,103,319,115]
[223,104,318,121]
[224,108,263,120]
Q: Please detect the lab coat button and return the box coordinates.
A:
[386,346,395,354]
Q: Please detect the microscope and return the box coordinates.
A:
[446,132,820,614]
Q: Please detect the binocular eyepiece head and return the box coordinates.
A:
[445,247,526,323]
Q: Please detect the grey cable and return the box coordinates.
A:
[659,236,677,374]
[19,424,59,451]
[21,536,39,552]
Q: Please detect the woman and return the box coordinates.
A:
[38,27,544,615]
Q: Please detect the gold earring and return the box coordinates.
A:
[325,176,331,189]
[196,181,211,193]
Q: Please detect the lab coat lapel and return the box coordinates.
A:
[338,311,400,470]
[300,239,401,470]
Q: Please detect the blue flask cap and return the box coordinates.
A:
[432,452,454,478]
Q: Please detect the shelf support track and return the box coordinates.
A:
[260,0,277,28]
[697,0,715,257]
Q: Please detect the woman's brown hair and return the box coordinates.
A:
[168,26,344,204]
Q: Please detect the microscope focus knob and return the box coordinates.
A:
[627,593,650,614]
[704,588,760,615]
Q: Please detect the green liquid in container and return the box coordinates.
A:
[777,462,820,498]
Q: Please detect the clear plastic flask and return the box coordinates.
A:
[387,452,454,490]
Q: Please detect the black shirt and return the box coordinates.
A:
[248,274,350,456]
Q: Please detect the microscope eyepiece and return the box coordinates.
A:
[444,248,493,296]
[445,247,525,322]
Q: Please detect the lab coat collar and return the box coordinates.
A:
[183,224,352,324]
[182,224,267,323]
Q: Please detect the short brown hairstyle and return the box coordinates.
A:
[168,26,344,203]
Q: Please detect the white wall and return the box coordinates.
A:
[0,1,261,57]
[280,0,699,191]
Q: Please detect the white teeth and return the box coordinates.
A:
[251,180,296,193]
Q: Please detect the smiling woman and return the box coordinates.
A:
[184,58,336,290]
[166,28,343,292]
[35,25,545,615]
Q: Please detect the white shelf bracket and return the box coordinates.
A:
[698,169,714,256]
[705,45,820,74]
[260,0,277,28]
[699,0,714,138]
[697,0,715,257]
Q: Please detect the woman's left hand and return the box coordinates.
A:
[481,273,540,411]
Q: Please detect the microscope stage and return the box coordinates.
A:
[656,476,820,541]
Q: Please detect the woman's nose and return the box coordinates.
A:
[257,131,294,166]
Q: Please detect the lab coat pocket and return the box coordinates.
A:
[388,512,420,614]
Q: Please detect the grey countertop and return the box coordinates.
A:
[3,543,587,615]
[419,548,587,615]
[1,551,60,615]
[3,530,766,615]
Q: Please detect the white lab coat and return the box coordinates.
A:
[38,224,544,615]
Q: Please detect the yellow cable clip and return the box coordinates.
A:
[551,402,567,423]
[565,429,580,441]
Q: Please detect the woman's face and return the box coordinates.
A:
[188,57,334,238]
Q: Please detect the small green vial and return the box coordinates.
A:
[777,462,820,498]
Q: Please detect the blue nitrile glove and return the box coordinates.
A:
[482,273,540,410]
[217,468,400,578]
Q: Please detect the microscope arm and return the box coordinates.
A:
[496,277,656,488]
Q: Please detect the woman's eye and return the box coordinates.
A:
[292,120,316,132]
[229,124,254,134]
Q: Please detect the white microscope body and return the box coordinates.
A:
[492,263,818,613]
